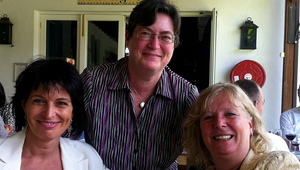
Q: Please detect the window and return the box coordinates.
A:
[37,11,216,89]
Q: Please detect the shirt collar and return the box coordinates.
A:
[107,57,173,100]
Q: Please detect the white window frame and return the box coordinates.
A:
[33,10,217,78]
[81,14,126,72]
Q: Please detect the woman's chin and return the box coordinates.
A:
[210,146,236,156]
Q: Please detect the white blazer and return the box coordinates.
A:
[0,129,109,170]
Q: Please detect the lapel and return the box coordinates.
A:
[0,129,26,170]
[0,130,89,170]
[60,137,88,170]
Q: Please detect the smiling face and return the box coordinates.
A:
[22,84,73,142]
[126,13,175,75]
[200,91,253,159]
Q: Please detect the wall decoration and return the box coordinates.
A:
[0,14,13,45]
[240,17,258,49]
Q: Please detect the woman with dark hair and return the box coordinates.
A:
[81,0,199,169]
[0,59,108,170]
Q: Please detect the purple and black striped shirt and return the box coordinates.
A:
[81,57,199,170]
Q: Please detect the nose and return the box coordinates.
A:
[214,116,227,129]
[42,104,56,119]
[148,34,160,49]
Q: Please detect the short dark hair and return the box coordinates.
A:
[127,0,181,47]
[12,59,84,139]
[234,79,260,104]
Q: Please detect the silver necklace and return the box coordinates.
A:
[129,81,154,109]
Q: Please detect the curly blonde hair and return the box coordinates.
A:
[182,82,271,169]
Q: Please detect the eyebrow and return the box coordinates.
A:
[29,95,71,102]
[206,107,238,112]
[29,94,45,99]
[57,98,72,102]
[141,27,174,34]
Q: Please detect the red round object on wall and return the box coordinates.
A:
[230,60,266,87]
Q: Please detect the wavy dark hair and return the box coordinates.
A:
[12,59,85,139]
[127,0,181,47]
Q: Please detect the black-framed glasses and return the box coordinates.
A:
[134,30,176,44]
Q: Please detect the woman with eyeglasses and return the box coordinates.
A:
[81,0,199,169]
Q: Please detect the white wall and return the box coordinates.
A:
[0,0,285,131]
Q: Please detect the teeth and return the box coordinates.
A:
[42,122,54,125]
[215,135,232,140]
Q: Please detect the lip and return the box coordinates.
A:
[37,120,59,128]
[213,135,233,140]
[143,52,161,58]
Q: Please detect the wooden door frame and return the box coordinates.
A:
[282,0,297,112]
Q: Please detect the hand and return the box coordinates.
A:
[4,124,13,135]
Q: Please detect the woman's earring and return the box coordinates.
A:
[67,119,73,137]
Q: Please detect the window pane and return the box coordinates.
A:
[169,17,211,91]
[46,21,77,66]
[87,21,118,67]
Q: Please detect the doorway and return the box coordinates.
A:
[168,16,211,92]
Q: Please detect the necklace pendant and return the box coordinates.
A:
[140,102,145,108]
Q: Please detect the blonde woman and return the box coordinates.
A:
[183,82,300,170]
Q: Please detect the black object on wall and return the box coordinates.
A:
[240,17,258,49]
[0,14,13,44]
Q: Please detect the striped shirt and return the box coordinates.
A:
[81,57,199,170]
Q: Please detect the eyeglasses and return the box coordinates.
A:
[134,30,176,44]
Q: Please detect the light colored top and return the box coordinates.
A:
[205,149,300,170]
[240,149,300,170]
[267,132,289,151]
[0,129,109,170]
[280,106,300,140]
[81,57,199,170]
